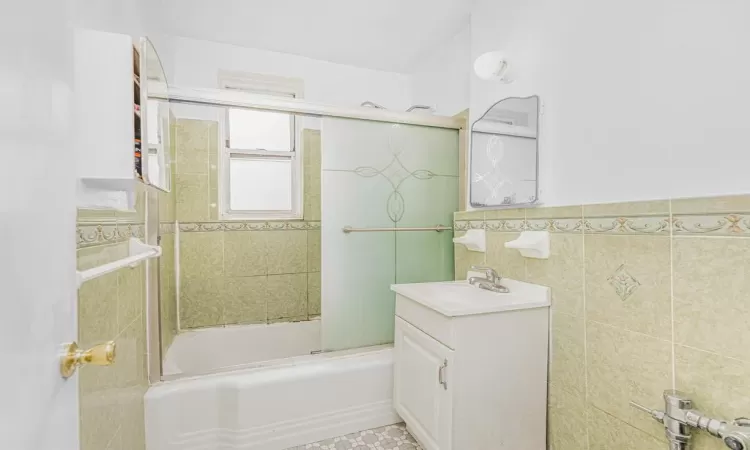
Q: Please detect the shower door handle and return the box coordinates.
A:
[438,359,448,390]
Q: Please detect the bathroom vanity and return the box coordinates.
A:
[390,279,550,450]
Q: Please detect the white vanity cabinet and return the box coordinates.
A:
[391,280,551,450]
[394,317,453,449]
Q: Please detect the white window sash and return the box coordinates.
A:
[224,107,296,153]
[218,119,303,221]
[217,71,305,221]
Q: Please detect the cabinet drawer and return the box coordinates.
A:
[395,294,455,349]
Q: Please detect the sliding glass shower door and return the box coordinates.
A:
[321,118,459,352]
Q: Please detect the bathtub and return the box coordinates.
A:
[163,320,322,377]
[145,346,400,450]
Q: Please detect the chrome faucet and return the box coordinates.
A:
[468,265,509,293]
[631,390,750,450]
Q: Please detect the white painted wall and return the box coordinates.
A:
[471,0,750,206]
[72,0,153,36]
[72,0,175,81]
[167,36,414,110]
[408,27,471,116]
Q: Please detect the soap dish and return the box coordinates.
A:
[453,229,486,252]
[504,231,550,259]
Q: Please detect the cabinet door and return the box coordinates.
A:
[394,317,453,450]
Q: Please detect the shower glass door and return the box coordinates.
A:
[321,118,459,352]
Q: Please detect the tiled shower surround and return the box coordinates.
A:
[455,196,750,450]
[179,221,321,327]
[174,120,322,329]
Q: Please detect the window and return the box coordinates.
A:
[218,72,304,219]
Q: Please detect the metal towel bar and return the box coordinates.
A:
[342,225,452,233]
[76,237,161,288]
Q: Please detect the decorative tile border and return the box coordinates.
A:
[178,221,322,232]
[485,219,526,232]
[584,216,670,234]
[454,220,484,231]
[454,213,750,236]
[672,213,750,236]
[526,218,584,233]
[77,222,145,248]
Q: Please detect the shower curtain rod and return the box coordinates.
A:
[151,86,465,130]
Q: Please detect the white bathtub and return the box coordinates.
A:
[163,320,322,377]
[145,346,400,450]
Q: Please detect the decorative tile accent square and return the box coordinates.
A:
[287,424,422,450]
[607,264,641,301]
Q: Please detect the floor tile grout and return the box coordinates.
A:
[287,423,423,450]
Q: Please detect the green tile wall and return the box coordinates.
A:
[454,195,750,450]
[159,119,178,357]
[174,120,321,329]
[76,184,150,450]
[178,225,321,328]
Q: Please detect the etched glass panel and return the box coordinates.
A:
[321,118,459,351]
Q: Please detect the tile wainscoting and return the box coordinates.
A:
[454,195,750,450]
[75,185,151,450]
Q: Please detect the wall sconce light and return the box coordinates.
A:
[474,51,513,83]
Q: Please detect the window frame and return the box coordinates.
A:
[217,72,305,221]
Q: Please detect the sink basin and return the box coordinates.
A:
[390,279,550,317]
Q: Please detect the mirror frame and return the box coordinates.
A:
[139,37,172,193]
[469,95,540,209]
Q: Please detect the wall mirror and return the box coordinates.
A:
[139,38,172,192]
[469,95,539,207]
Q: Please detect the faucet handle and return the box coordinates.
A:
[469,265,500,283]
[630,401,666,424]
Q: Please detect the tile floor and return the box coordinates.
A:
[287,423,423,449]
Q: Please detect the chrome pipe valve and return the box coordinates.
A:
[631,390,750,450]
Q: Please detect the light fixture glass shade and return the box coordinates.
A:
[474,51,511,82]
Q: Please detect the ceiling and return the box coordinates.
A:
[158,0,472,73]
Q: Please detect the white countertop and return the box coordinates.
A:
[390,278,550,317]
